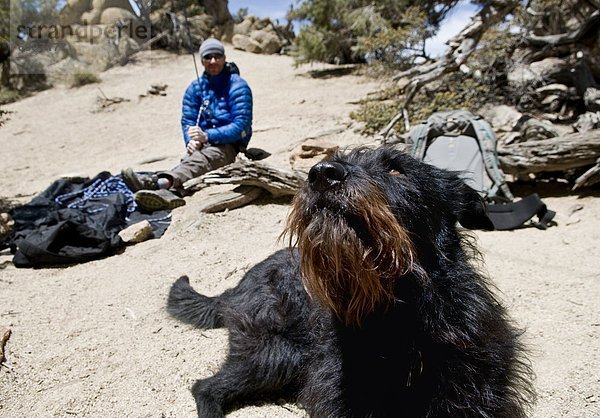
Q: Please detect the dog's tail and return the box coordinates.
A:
[167,276,223,329]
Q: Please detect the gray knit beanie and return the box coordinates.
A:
[199,38,225,58]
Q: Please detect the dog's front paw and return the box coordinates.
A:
[192,380,224,418]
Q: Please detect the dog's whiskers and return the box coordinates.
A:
[284,179,415,326]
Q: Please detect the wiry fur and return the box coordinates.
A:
[167,147,534,417]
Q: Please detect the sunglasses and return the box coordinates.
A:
[202,54,224,61]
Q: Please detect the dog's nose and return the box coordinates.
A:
[308,161,347,192]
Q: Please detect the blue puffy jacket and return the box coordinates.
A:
[181,63,253,147]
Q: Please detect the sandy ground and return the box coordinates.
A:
[0,47,599,418]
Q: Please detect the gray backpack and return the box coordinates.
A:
[408,109,555,230]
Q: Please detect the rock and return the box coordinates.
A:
[99,7,138,25]
[81,0,136,24]
[584,88,600,112]
[233,17,256,35]
[233,16,269,35]
[299,139,340,155]
[232,17,286,54]
[68,33,136,72]
[479,104,523,133]
[290,139,339,171]
[250,29,282,55]
[507,58,569,87]
[60,0,93,25]
[147,84,167,95]
[232,34,263,54]
[118,220,153,244]
[573,112,600,132]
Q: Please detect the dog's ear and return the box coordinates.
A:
[455,184,495,231]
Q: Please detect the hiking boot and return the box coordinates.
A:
[121,168,158,192]
[134,189,186,212]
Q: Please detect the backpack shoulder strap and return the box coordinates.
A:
[469,114,514,201]
[486,193,556,230]
[408,122,431,160]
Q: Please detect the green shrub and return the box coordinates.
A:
[350,98,402,136]
[71,71,101,87]
[0,89,21,105]
[351,73,497,136]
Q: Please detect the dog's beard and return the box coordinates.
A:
[285,181,414,327]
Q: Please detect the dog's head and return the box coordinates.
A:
[284,146,493,326]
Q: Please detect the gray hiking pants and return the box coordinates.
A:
[159,143,238,189]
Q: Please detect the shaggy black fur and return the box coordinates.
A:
[167,147,534,417]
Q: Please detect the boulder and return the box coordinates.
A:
[507,58,569,87]
[250,29,282,55]
[234,16,270,35]
[80,0,136,24]
[69,34,134,72]
[478,104,523,133]
[99,7,138,25]
[232,34,263,54]
[232,16,286,54]
[60,0,92,25]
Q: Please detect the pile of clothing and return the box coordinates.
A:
[6,172,171,268]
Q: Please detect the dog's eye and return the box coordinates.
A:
[386,169,402,175]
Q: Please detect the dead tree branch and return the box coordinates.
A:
[379,0,519,139]
[573,158,600,190]
[524,9,600,46]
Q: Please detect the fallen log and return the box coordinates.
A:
[498,129,600,175]
[200,159,307,197]
[199,185,264,213]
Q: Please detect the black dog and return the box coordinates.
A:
[167,147,534,417]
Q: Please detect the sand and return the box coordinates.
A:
[0,47,598,417]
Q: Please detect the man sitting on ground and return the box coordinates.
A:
[123,38,253,211]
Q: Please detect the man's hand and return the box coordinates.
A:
[187,126,208,154]
[187,140,201,154]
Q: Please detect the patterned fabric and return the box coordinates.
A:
[55,175,137,215]
[180,63,253,147]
